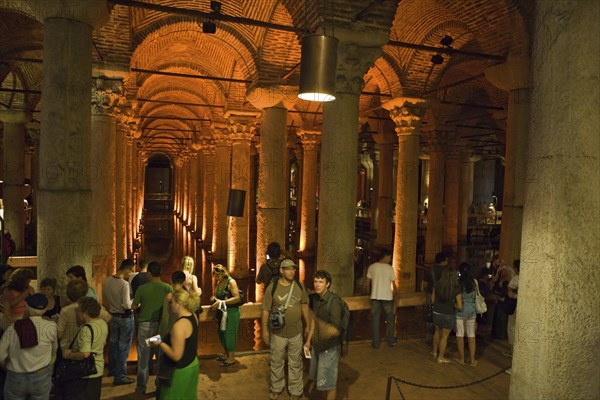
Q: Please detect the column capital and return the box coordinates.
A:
[225,111,258,141]
[92,78,124,116]
[0,109,31,124]
[383,97,428,136]
[336,43,383,95]
[26,0,110,28]
[371,132,397,145]
[485,56,531,91]
[246,85,297,110]
[298,129,321,150]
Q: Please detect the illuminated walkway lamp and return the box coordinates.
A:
[298,34,338,102]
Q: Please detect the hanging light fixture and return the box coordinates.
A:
[298,34,338,102]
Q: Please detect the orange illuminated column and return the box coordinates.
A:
[423,131,446,264]
[211,126,231,260]
[247,91,289,280]
[173,158,183,257]
[135,147,147,259]
[485,57,530,265]
[458,153,477,262]
[192,141,204,247]
[298,130,321,256]
[371,128,396,248]
[384,98,427,292]
[201,140,216,245]
[125,134,134,255]
[0,110,29,252]
[90,77,122,276]
[115,116,129,261]
[443,141,462,256]
[226,112,257,279]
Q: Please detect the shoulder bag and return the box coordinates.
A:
[474,280,487,315]
[55,324,97,382]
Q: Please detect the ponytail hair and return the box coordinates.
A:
[172,289,200,313]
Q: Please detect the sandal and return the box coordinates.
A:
[216,355,226,361]
[220,360,236,367]
[470,360,478,367]
[453,357,465,365]
[437,357,451,364]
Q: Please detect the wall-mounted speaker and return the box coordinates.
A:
[226,189,246,217]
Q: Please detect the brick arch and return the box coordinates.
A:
[131,20,258,83]
[291,100,323,130]
[256,2,301,84]
[139,84,226,120]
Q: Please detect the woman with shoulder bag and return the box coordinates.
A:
[455,263,478,366]
[150,289,199,399]
[60,297,108,400]
[210,264,241,367]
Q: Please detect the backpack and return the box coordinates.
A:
[224,277,245,307]
[326,292,351,346]
[264,259,282,287]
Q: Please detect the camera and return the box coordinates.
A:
[145,334,161,346]
[269,310,285,329]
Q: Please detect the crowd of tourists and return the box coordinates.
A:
[0,242,347,400]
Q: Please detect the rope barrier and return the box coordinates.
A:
[386,366,511,400]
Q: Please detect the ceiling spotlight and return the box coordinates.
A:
[431,54,444,65]
[203,20,216,33]
[440,35,454,47]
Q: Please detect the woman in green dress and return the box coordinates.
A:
[210,264,241,367]
[152,289,199,399]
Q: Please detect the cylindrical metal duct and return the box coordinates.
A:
[226,189,246,217]
[298,35,338,102]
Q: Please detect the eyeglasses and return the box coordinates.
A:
[213,269,224,274]
[281,267,297,271]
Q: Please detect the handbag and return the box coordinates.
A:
[475,280,487,315]
[269,281,295,329]
[55,324,97,382]
[423,303,433,323]
[501,296,517,315]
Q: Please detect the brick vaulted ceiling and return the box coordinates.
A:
[0,0,531,157]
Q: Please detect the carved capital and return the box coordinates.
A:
[336,44,382,94]
[246,85,297,110]
[383,97,427,137]
[91,78,124,116]
[298,129,321,150]
[225,112,258,142]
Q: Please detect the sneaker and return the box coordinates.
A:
[505,367,512,375]
[269,391,282,400]
[113,377,135,386]
[371,343,380,349]
[502,350,513,358]
[388,339,398,347]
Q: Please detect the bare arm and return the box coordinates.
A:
[454,293,463,310]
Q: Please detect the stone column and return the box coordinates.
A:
[486,57,530,265]
[458,153,476,244]
[125,135,135,256]
[201,140,215,245]
[115,117,128,261]
[297,130,320,256]
[211,128,231,260]
[0,110,29,252]
[443,142,461,256]
[247,87,291,276]
[384,98,426,292]
[34,0,109,283]
[420,157,429,206]
[317,41,383,295]
[90,78,122,277]
[226,112,257,279]
[371,130,396,248]
[27,125,40,250]
[424,133,446,264]
[510,2,600,398]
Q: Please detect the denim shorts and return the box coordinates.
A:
[433,312,456,330]
[308,345,341,391]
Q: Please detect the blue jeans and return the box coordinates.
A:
[308,345,341,392]
[136,320,159,392]
[4,365,52,400]
[109,315,134,381]
[371,299,395,347]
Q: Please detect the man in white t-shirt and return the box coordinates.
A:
[365,248,397,348]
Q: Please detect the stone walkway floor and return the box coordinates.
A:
[101,337,512,400]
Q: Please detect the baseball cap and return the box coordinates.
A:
[280,259,298,269]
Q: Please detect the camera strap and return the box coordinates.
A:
[280,281,295,312]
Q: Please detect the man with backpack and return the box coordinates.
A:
[256,242,284,297]
[306,270,346,400]
[261,258,310,400]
